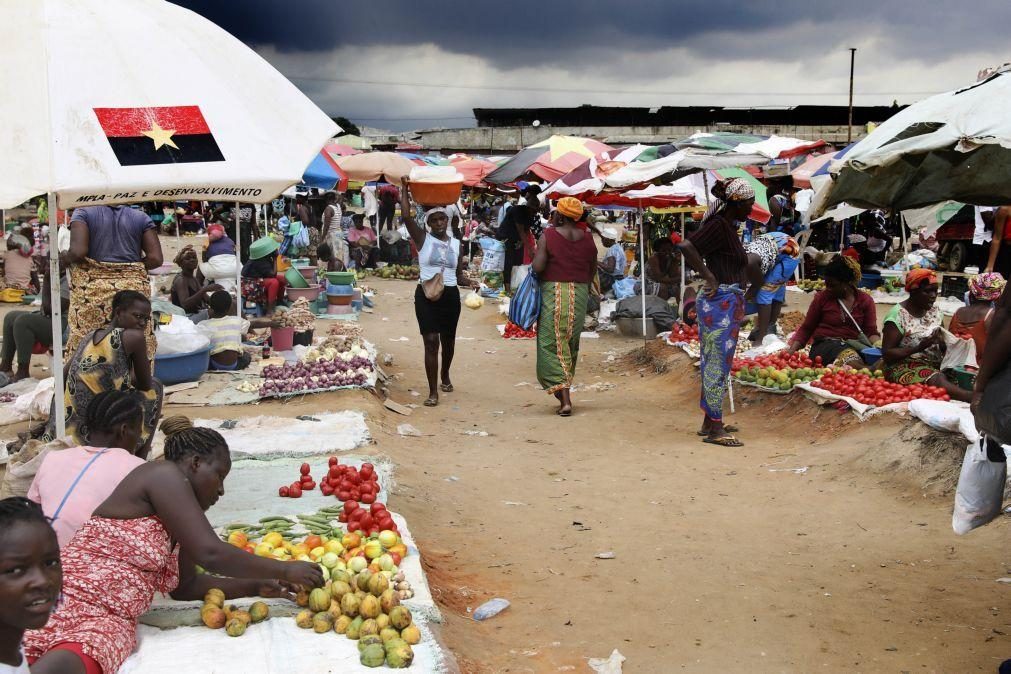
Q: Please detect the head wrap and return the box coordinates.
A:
[425,207,450,226]
[7,234,31,257]
[905,268,938,292]
[601,227,620,241]
[969,272,1006,301]
[207,223,225,241]
[724,177,756,202]
[556,197,584,221]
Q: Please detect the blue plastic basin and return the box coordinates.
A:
[154,346,210,385]
[859,347,882,364]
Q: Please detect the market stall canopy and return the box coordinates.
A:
[0,0,338,210]
[821,70,1011,213]
[325,143,362,157]
[791,153,835,189]
[302,149,349,192]
[670,132,827,159]
[449,157,499,187]
[484,135,613,185]
[333,152,417,183]
[709,168,771,224]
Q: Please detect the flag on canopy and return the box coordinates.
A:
[484,135,613,184]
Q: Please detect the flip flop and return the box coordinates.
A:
[424,396,439,407]
[557,408,572,417]
[697,425,739,436]
[702,434,744,447]
[440,383,454,393]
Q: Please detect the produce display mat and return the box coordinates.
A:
[149,412,372,461]
[126,606,446,673]
[259,381,374,400]
[144,511,440,627]
[164,371,261,407]
[794,382,910,420]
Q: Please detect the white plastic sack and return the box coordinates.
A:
[952,439,1007,535]
[479,237,505,272]
[13,377,55,420]
[742,334,789,359]
[199,253,238,281]
[156,316,209,355]
[908,399,979,443]
[510,264,530,290]
[939,328,978,371]
[408,165,464,183]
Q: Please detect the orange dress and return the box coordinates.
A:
[24,516,179,674]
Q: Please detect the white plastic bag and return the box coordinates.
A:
[199,253,238,282]
[742,334,789,359]
[939,328,978,371]
[510,264,530,290]
[13,377,55,420]
[408,165,464,183]
[952,439,1007,535]
[156,315,210,355]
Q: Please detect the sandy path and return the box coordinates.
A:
[2,248,1008,672]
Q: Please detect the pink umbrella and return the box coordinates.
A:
[791,152,835,188]
[324,142,361,157]
[450,157,498,187]
[333,151,416,183]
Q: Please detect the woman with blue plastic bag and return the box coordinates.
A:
[531,197,598,416]
[678,178,755,447]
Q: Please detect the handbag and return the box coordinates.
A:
[421,273,445,301]
[508,271,541,330]
[975,362,1011,444]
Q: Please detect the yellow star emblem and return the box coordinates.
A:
[141,122,179,151]
[534,134,597,161]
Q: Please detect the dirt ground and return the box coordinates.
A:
[1,238,1009,673]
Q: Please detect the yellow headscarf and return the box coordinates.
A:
[556,197,584,220]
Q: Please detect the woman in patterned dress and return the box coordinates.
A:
[882,269,971,401]
[42,291,163,458]
[26,418,323,674]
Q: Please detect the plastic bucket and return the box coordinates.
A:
[293,329,314,347]
[859,347,882,364]
[271,326,294,351]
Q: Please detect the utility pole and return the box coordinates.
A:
[847,47,857,143]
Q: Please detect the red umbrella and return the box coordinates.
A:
[324,142,361,157]
[449,156,498,187]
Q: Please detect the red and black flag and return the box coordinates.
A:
[93,106,225,166]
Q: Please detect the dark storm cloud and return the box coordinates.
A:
[176,0,1011,65]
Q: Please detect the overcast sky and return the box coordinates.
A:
[177,0,1009,132]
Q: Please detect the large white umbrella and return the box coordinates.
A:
[0,0,337,436]
[820,70,1011,213]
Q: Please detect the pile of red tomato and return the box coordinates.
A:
[732,352,820,374]
[668,322,699,343]
[341,499,398,537]
[276,458,382,503]
[503,321,537,339]
[812,370,950,405]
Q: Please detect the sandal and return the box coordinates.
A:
[702,434,744,447]
[424,396,439,407]
[440,383,454,393]
[557,408,572,417]
[697,425,739,436]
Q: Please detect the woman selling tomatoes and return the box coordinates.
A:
[880,269,972,402]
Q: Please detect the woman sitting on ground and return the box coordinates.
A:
[197,291,278,371]
[240,236,286,315]
[949,272,1006,360]
[29,391,147,548]
[642,237,681,300]
[202,223,236,261]
[42,290,163,458]
[881,269,971,401]
[0,498,62,674]
[787,255,880,367]
[26,417,322,674]
[2,232,38,293]
[170,246,221,322]
[400,178,473,407]
[348,214,380,269]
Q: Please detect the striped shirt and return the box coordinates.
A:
[197,316,250,356]
[687,211,747,285]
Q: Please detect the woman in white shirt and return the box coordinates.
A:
[400,178,473,407]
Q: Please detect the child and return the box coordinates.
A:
[197,291,277,370]
[0,497,62,673]
[316,243,345,273]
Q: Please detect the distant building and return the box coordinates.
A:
[413,104,904,153]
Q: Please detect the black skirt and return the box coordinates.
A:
[414,284,461,336]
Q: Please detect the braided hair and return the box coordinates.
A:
[111,290,149,314]
[824,254,862,289]
[78,390,142,444]
[0,497,51,539]
[160,416,228,462]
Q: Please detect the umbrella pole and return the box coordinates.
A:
[639,207,648,346]
[679,213,686,306]
[900,215,911,277]
[235,201,242,318]
[47,192,65,438]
